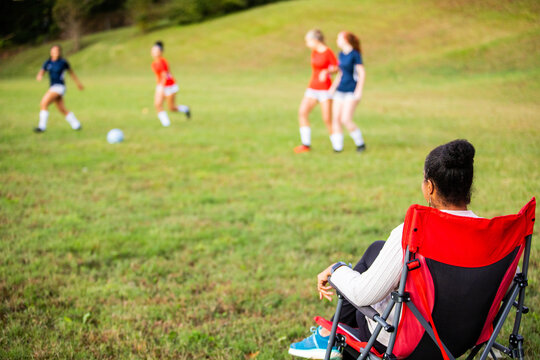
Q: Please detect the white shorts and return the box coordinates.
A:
[333,91,359,102]
[157,84,179,97]
[49,84,66,96]
[304,88,332,102]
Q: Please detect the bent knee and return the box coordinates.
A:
[366,240,386,256]
[342,119,355,129]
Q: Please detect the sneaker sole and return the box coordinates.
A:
[288,348,341,359]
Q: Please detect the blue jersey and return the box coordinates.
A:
[337,50,363,92]
[42,58,70,86]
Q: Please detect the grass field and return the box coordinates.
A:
[1,0,539,358]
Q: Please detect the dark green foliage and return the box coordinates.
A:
[0,0,284,48]
[52,0,108,50]
[127,0,285,31]
[0,0,58,47]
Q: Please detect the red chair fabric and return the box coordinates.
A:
[315,316,384,358]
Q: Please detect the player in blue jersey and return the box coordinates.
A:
[34,45,84,133]
[329,32,366,152]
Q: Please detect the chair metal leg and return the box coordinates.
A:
[510,234,531,360]
[479,283,521,359]
[325,295,344,360]
[357,323,384,360]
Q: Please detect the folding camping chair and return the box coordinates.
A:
[320,198,536,360]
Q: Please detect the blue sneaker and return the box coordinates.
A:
[289,326,342,359]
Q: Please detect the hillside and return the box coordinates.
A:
[1,0,539,79]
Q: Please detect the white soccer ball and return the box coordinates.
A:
[107,129,124,144]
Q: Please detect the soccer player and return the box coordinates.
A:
[329,31,366,153]
[151,41,190,127]
[34,45,83,133]
[294,29,338,153]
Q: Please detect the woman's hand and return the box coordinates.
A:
[317,264,335,301]
[328,87,336,96]
[68,70,84,91]
[353,90,362,102]
[318,69,328,82]
[36,70,44,82]
[328,65,339,74]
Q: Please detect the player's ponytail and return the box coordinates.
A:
[344,32,361,54]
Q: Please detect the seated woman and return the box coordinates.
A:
[289,139,478,359]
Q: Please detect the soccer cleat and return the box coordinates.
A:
[356,144,366,153]
[289,326,342,359]
[33,127,45,133]
[185,108,191,119]
[294,145,311,154]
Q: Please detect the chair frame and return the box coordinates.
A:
[323,234,532,360]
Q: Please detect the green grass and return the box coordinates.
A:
[0,0,539,358]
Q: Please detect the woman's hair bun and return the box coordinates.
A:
[424,139,475,206]
[443,139,475,169]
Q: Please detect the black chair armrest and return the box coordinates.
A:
[328,279,395,333]
[358,306,378,320]
[359,306,395,332]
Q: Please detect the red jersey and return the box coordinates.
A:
[308,48,338,90]
[151,57,176,86]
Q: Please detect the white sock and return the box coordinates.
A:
[38,110,49,130]
[65,112,81,129]
[177,105,189,113]
[350,128,365,146]
[158,111,171,127]
[330,133,344,152]
[299,126,311,146]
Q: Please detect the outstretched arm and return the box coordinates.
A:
[329,71,342,94]
[154,71,168,108]
[36,69,45,81]
[68,69,84,90]
[155,70,168,93]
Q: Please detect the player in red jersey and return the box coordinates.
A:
[151,41,190,127]
[294,29,338,153]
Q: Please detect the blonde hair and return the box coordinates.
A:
[306,29,325,44]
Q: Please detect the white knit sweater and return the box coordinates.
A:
[330,210,479,346]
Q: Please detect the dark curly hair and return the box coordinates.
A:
[155,41,164,51]
[424,139,475,206]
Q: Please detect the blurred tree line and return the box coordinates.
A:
[0,0,283,50]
